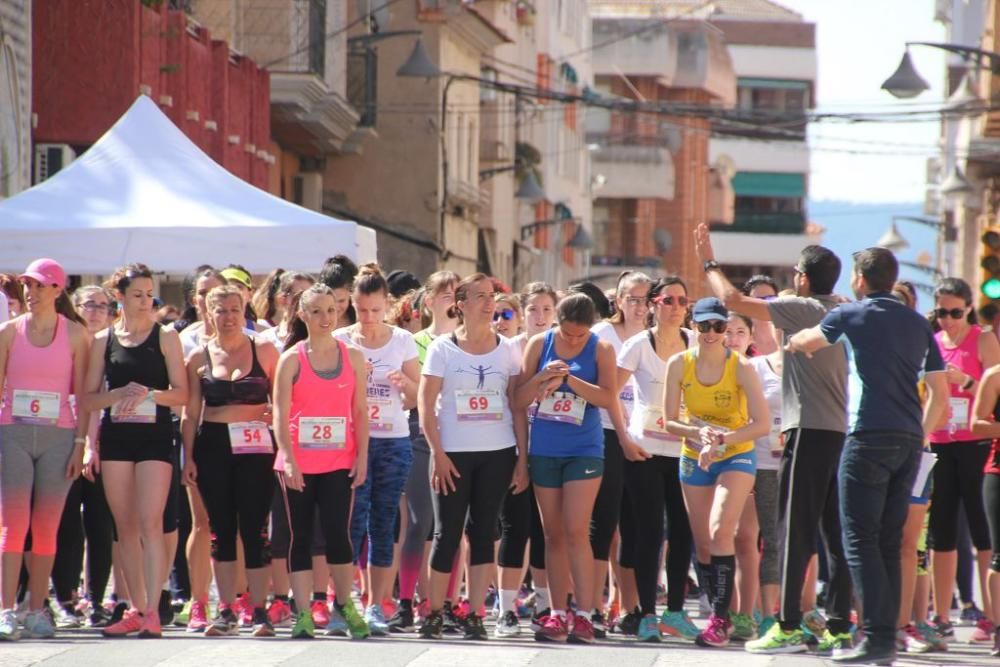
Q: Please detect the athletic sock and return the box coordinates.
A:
[499,590,517,615]
[710,555,736,618]
[697,561,715,604]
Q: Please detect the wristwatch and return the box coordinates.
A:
[703,259,720,273]
[962,376,975,391]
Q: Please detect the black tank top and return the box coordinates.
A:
[200,338,269,407]
[102,324,172,426]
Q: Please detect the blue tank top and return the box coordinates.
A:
[529,328,604,458]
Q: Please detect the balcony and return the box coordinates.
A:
[713,212,806,235]
[591,144,675,199]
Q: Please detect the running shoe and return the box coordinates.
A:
[695,614,731,648]
[102,609,143,638]
[252,607,275,638]
[387,599,415,633]
[495,610,521,638]
[569,613,595,644]
[534,613,568,643]
[896,624,930,653]
[757,615,777,638]
[442,600,464,634]
[801,609,827,639]
[729,612,756,641]
[637,615,662,642]
[659,609,699,639]
[364,604,389,637]
[419,610,443,640]
[464,613,488,640]
[970,617,996,643]
[310,599,330,628]
[0,609,19,641]
[187,599,209,633]
[484,586,498,611]
[267,598,292,628]
[931,615,955,640]
[745,623,807,654]
[992,626,1000,657]
[157,590,174,627]
[960,602,985,625]
[22,611,56,639]
[53,603,81,629]
[381,597,396,619]
[138,610,162,639]
[590,611,607,639]
[914,620,948,651]
[109,601,128,626]
[615,607,641,636]
[174,599,191,627]
[88,605,111,628]
[291,610,315,639]
[340,600,370,639]
[205,607,239,637]
[530,607,551,633]
[817,628,853,655]
[235,594,254,628]
[325,605,349,637]
[415,599,431,623]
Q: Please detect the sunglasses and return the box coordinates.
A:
[652,295,689,307]
[935,307,966,320]
[80,301,109,313]
[696,320,728,334]
[493,309,516,322]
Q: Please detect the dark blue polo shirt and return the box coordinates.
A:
[820,292,945,437]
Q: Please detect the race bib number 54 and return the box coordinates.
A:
[228,421,274,455]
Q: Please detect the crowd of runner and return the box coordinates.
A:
[0,223,997,665]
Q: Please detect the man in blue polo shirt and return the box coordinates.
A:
[787,247,949,665]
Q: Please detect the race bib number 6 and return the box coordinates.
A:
[299,417,347,450]
[228,421,274,455]
[536,392,587,426]
[455,389,503,422]
[12,390,60,425]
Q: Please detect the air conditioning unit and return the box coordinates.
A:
[34,143,76,184]
[293,172,323,211]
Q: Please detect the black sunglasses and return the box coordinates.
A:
[696,321,728,334]
[935,307,966,320]
[493,309,516,322]
[652,295,689,307]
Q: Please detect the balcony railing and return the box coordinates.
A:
[241,0,325,76]
[712,212,806,234]
[347,48,377,127]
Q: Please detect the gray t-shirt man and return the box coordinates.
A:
[768,294,848,434]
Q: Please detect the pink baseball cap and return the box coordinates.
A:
[19,258,67,289]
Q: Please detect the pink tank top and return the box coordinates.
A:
[274,340,357,474]
[930,325,983,443]
[1,315,76,428]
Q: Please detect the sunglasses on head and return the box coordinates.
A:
[652,295,689,307]
[696,320,728,334]
[493,309,516,322]
[935,307,966,320]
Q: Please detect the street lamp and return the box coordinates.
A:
[881,41,1000,99]
[878,214,958,276]
[876,221,909,253]
[940,165,974,196]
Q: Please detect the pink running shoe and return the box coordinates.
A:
[267,599,292,627]
[138,610,162,639]
[416,599,431,623]
[186,599,209,633]
[535,613,569,643]
[381,597,397,619]
[235,594,253,628]
[970,617,996,644]
[569,614,595,644]
[311,599,330,627]
[102,609,143,638]
[695,614,731,648]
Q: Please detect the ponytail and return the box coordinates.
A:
[55,291,86,327]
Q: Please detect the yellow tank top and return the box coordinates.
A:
[679,348,753,459]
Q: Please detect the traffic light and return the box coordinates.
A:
[981,227,1000,320]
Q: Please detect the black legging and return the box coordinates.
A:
[431,447,516,572]
[983,472,1000,572]
[52,476,114,604]
[282,469,353,571]
[194,422,275,568]
[928,441,992,551]
[590,429,625,561]
[498,483,545,570]
[626,455,692,614]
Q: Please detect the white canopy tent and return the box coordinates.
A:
[0,95,376,274]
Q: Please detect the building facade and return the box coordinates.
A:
[0,0,30,198]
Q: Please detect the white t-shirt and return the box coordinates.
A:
[422,334,520,453]
[617,330,683,457]
[259,325,287,352]
[592,321,635,430]
[750,355,783,471]
[334,325,419,439]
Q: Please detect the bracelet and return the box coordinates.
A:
[73,437,86,445]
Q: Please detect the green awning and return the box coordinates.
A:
[731,172,805,198]
[737,78,809,90]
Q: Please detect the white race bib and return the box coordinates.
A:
[769,416,783,459]
[949,397,970,430]
[12,389,61,425]
[299,417,347,450]
[111,392,156,424]
[536,392,587,426]
[227,421,273,455]
[641,408,675,441]
[455,389,503,422]
[368,398,394,433]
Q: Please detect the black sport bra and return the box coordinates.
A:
[200,338,269,407]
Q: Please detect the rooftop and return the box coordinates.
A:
[591,0,802,22]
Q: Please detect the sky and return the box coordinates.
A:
[779,0,948,203]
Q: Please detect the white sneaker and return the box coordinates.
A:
[897,625,930,654]
[22,610,55,638]
[495,611,521,638]
[54,603,81,629]
[0,609,20,641]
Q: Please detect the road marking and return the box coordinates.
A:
[408,646,539,667]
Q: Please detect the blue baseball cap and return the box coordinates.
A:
[691,297,728,323]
